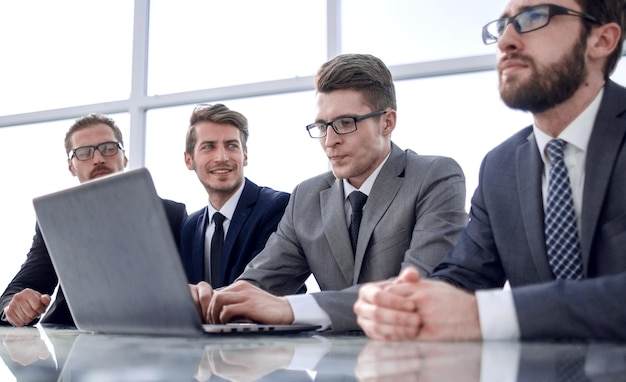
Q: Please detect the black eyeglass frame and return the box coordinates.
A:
[69,141,125,161]
[306,110,388,139]
[482,4,599,45]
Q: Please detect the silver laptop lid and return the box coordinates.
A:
[33,168,204,336]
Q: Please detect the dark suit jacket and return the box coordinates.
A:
[180,178,290,288]
[240,142,468,331]
[432,80,626,341]
[0,199,187,327]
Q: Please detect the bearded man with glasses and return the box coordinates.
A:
[355,0,626,342]
[0,114,187,327]
[190,53,468,333]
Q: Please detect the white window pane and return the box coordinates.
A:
[0,1,133,115]
[341,0,507,66]
[148,0,326,95]
[393,71,530,208]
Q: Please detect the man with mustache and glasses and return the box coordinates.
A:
[190,54,468,332]
[0,114,187,327]
[355,0,626,341]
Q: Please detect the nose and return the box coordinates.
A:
[92,149,106,163]
[323,125,341,147]
[497,22,521,52]
[215,145,229,161]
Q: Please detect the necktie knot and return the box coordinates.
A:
[348,191,368,212]
[213,212,226,226]
[546,138,566,163]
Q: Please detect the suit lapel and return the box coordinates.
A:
[517,133,555,279]
[353,144,405,281]
[320,175,354,285]
[580,82,626,266]
[222,180,256,259]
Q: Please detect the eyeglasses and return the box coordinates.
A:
[69,141,124,161]
[306,110,387,138]
[482,4,599,45]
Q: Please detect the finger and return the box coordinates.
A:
[195,282,214,323]
[6,305,36,327]
[359,284,416,312]
[208,291,224,324]
[38,295,51,315]
[394,267,421,284]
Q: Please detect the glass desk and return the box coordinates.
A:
[1,325,625,381]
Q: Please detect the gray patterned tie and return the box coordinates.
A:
[544,139,583,280]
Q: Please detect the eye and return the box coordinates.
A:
[337,118,354,129]
[518,7,549,31]
[101,143,116,154]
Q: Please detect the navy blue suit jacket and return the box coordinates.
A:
[0,199,187,327]
[432,80,626,341]
[180,178,290,288]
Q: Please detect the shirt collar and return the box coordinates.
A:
[343,150,391,199]
[207,180,245,221]
[534,88,603,164]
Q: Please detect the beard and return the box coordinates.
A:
[499,35,588,113]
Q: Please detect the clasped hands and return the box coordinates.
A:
[189,280,294,325]
[353,267,483,341]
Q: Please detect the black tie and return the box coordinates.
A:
[348,191,368,254]
[210,212,226,288]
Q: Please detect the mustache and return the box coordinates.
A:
[90,164,113,177]
[498,53,531,70]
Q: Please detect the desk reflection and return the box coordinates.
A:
[1,327,626,381]
[0,325,77,381]
[355,341,626,382]
[195,336,332,381]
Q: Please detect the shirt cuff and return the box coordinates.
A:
[476,289,521,341]
[286,294,331,331]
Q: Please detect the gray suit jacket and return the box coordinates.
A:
[239,142,468,331]
[432,80,626,341]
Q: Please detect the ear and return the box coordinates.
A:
[68,159,77,177]
[184,152,194,170]
[243,148,248,167]
[588,22,622,61]
[382,109,397,137]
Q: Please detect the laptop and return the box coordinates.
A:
[32,168,320,336]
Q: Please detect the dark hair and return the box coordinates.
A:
[186,103,249,156]
[64,114,123,155]
[577,0,626,78]
[316,53,397,111]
